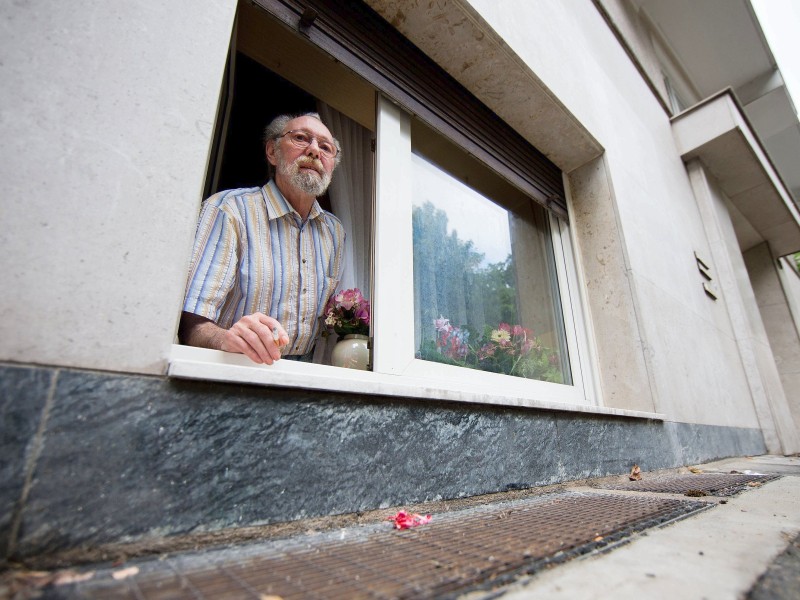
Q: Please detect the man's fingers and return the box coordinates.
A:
[240,328,277,364]
[256,314,290,348]
[222,328,272,364]
[247,319,283,361]
[271,326,290,349]
[219,313,292,364]
[238,340,270,365]
[227,314,286,363]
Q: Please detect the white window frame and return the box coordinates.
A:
[371,96,596,407]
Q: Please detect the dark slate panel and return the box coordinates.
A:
[17,370,560,557]
[13,367,769,559]
[554,414,679,479]
[0,365,53,558]
[673,422,766,464]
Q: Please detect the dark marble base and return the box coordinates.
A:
[0,367,53,557]
[0,364,766,561]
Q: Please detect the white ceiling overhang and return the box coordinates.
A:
[672,90,800,257]
[632,0,800,209]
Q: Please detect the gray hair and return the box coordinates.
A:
[264,112,342,176]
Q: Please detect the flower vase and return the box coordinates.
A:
[331,334,370,370]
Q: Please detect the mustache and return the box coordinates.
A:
[295,157,324,173]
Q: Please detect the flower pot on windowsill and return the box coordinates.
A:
[331,334,370,370]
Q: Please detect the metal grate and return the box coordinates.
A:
[593,473,780,497]
[50,492,708,599]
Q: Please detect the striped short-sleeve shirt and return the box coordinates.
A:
[183,180,345,356]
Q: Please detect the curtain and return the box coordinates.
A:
[318,103,373,292]
[313,102,374,363]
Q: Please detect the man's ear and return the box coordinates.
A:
[266,140,277,167]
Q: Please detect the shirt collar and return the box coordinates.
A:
[263,179,322,222]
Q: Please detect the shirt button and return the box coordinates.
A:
[302,288,307,293]
[302,259,307,264]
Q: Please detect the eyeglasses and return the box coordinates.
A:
[276,129,339,159]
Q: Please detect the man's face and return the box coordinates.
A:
[269,116,337,198]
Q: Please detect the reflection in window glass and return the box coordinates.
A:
[412,152,571,384]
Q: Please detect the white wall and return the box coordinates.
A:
[690,164,790,449]
[747,246,800,436]
[0,0,778,431]
[467,0,762,428]
[778,259,800,429]
[0,1,237,374]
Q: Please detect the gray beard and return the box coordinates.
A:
[290,168,331,197]
[276,150,332,198]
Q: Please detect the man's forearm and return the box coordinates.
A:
[178,312,226,349]
[179,310,289,364]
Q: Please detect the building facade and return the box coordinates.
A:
[2,0,799,563]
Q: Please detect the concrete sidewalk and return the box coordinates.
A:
[489,455,800,600]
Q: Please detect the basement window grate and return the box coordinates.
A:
[593,473,780,497]
[47,492,709,599]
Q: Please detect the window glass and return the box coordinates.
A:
[411,122,571,384]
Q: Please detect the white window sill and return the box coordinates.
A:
[168,345,665,421]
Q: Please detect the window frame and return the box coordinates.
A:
[371,96,596,407]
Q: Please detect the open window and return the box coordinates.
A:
[197,1,377,364]
[172,0,600,411]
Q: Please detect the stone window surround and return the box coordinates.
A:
[170,0,665,420]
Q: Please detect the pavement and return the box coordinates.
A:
[487,455,800,600]
[2,455,798,599]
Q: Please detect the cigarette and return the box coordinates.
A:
[272,327,280,342]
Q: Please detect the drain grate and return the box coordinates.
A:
[52,492,708,599]
[594,473,780,497]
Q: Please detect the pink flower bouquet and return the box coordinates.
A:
[324,288,370,338]
[425,316,563,382]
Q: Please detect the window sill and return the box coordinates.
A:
[168,345,664,421]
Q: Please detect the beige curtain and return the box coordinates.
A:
[313,102,374,363]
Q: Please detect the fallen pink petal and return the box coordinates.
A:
[387,510,432,530]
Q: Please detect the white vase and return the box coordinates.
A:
[331,334,370,370]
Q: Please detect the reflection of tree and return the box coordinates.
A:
[413,201,568,384]
[413,201,518,346]
[478,256,517,326]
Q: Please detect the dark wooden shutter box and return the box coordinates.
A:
[253,0,568,219]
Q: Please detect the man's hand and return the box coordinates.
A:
[220,313,290,364]
[179,312,290,365]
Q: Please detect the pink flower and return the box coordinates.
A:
[387,510,432,530]
[433,316,451,332]
[356,305,370,325]
[478,343,495,359]
[337,289,364,311]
